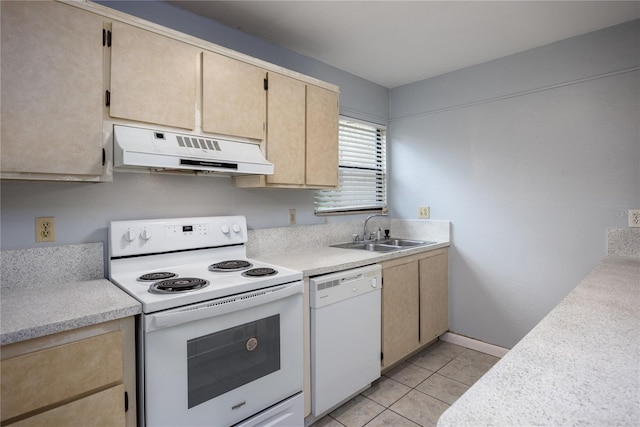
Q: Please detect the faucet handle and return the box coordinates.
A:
[352,233,361,242]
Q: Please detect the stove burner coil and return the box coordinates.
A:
[138,272,177,281]
[208,260,253,272]
[242,268,278,278]
[149,278,209,294]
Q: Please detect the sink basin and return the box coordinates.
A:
[331,242,401,252]
[330,238,437,252]
[379,238,433,247]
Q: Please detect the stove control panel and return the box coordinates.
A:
[109,216,248,258]
[164,223,210,237]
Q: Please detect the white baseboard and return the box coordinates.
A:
[440,332,509,358]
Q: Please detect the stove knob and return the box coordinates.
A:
[123,229,136,243]
[232,223,241,233]
[221,224,230,234]
[140,228,152,241]
[370,278,378,288]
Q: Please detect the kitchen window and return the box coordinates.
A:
[315,117,387,214]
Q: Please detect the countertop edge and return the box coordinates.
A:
[1,279,142,346]
[437,254,640,426]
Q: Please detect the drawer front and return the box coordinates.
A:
[1,331,123,422]
[8,384,125,427]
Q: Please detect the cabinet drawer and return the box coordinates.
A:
[8,384,125,427]
[1,331,123,422]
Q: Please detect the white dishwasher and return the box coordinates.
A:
[309,264,382,419]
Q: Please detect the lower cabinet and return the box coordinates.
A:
[0,318,136,426]
[419,249,449,345]
[8,385,125,427]
[381,248,448,370]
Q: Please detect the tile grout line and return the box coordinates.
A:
[322,341,500,427]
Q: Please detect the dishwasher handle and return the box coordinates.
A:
[310,265,381,308]
[339,272,364,283]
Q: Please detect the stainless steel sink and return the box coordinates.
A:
[330,238,436,252]
[379,238,431,247]
[331,242,400,252]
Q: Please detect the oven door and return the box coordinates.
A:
[141,281,303,427]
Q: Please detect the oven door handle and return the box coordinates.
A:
[145,281,303,332]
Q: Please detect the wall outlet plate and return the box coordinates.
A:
[629,209,640,228]
[289,208,297,225]
[418,206,430,219]
[36,216,55,242]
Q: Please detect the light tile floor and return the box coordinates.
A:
[312,340,500,427]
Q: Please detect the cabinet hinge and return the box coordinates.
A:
[102,148,106,166]
[263,78,268,91]
[105,90,110,107]
[102,29,112,47]
[124,391,129,412]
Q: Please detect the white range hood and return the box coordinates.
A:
[113,125,274,175]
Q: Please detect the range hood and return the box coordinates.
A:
[113,125,274,175]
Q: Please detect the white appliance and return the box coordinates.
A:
[108,216,303,427]
[113,124,274,175]
[309,264,382,419]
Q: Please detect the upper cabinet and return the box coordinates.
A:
[235,75,339,189]
[1,0,338,183]
[305,84,339,187]
[202,52,267,140]
[264,72,307,185]
[109,22,198,130]
[0,1,105,181]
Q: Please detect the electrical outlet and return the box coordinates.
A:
[289,209,297,225]
[418,206,430,219]
[629,209,640,228]
[36,216,55,242]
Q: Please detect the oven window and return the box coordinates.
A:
[187,315,281,409]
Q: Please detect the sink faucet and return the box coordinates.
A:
[363,213,387,241]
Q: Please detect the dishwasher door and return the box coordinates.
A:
[309,264,381,417]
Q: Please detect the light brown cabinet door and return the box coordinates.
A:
[9,385,126,427]
[110,21,198,130]
[306,85,339,187]
[419,249,449,344]
[381,259,420,368]
[202,52,266,140]
[266,73,306,185]
[0,331,123,422]
[0,1,103,177]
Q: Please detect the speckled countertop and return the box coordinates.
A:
[0,243,141,346]
[438,255,640,426]
[250,219,451,276]
[255,242,450,277]
[1,279,142,345]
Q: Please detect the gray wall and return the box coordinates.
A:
[0,1,388,251]
[389,19,640,348]
[2,2,638,350]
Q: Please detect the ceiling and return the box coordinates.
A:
[167,1,640,88]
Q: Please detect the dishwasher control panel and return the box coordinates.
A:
[309,264,381,308]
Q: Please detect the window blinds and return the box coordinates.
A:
[315,118,387,214]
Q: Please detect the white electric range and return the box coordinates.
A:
[109,216,304,427]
